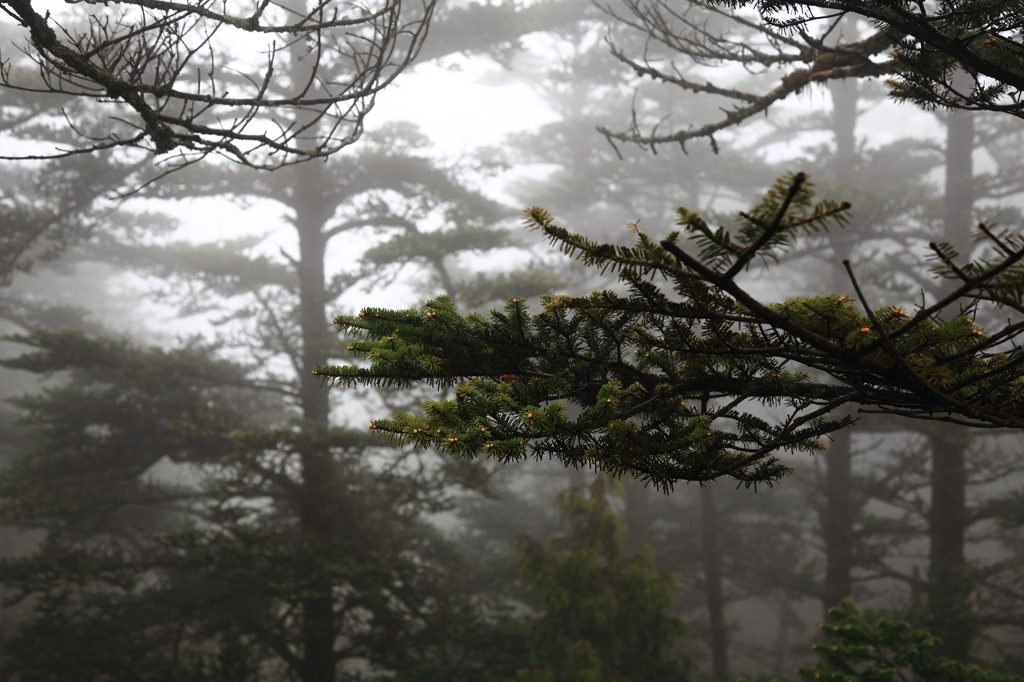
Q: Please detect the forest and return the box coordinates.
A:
[1,0,1023,680]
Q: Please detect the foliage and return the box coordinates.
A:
[0,331,275,680]
[0,330,495,681]
[793,600,1023,682]
[0,330,251,525]
[318,172,1024,488]
[733,600,1024,681]
[514,476,691,682]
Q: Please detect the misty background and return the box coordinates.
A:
[1,1,1023,680]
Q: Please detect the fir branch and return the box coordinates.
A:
[321,173,1024,485]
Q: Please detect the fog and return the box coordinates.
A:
[1,1,1023,681]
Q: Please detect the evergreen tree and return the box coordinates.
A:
[0,330,502,681]
[315,5,1024,662]
[514,476,692,682]
[0,6,654,677]
[491,14,866,672]
[793,601,1024,682]
[0,332,277,680]
[0,110,536,682]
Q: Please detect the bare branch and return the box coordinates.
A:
[0,0,437,168]
[599,0,1024,152]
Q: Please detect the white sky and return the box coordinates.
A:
[371,56,559,160]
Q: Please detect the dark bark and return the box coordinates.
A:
[821,428,854,612]
[927,429,973,660]
[699,485,729,681]
[276,12,352,674]
[292,158,345,682]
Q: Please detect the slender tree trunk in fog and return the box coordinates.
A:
[282,4,348,673]
[292,158,346,682]
[700,485,729,681]
[926,98,974,662]
[821,78,858,615]
[296,167,334,427]
[821,428,853,610]
[927,430,971,660]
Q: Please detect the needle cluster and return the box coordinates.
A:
[316,173,1024,489]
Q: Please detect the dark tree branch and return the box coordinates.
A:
[0,0,437,167]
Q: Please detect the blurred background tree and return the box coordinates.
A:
[514,476,692,682]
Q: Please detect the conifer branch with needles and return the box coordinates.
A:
[316,173,1024,489]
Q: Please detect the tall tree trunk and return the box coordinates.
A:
[292,156,346,682]
[700,485,729,681]
[820,77,858,615]
[927,429,972,660]
[281,2,348,674]
[821,428,853,611]
[926,94,975,662]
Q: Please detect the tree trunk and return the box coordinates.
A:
[927,430,972,660]
[700,485,729,681]
[820,77,858,616]
[278,3,349,674]
[821,429,854,611]
[292,156,345,682]
[926,93,974,662]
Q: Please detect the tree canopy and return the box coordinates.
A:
[318,172,1024,488]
